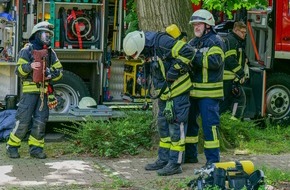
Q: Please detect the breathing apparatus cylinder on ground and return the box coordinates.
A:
[214,160,254,175]
[188,160,264,190]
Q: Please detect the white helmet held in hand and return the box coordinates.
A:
[123,31,145,59]
[78,97,97,109]
[189,9,215,26]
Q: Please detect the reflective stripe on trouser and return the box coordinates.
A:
[187,97,220,163]
[157,93,190,164]
[28,119,46,148]
[7,94,49,148]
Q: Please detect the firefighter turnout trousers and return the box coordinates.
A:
[186,97,220,164]
[7,93,49,148]
[157,93,190,164]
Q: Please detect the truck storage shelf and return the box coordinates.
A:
[103,101,152,109]
[58,59,98,63]
[55,49,102,60]
[44,2,103,6]
[48,110,125,122]
[54,49,103,52]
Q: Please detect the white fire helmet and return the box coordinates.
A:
[189,9,215,26]
[29,21,54,41]
[123,31,145,59]
[78,97,97,109]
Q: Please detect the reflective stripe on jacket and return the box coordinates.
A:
[155,59,192,100]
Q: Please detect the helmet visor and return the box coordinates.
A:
[190,15,206,23]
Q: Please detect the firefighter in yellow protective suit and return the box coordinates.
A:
[6,21,63,159]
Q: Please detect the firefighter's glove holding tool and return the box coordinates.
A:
[31,61,41,70]
[47,84,57,110]
[163,99,174,123]
[45,67,52,80]
[232,82,242,98]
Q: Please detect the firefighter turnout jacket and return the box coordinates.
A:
[223,32,247,81]
[144,31,194,100]
[188,30,225,99]
[15,43,63,93]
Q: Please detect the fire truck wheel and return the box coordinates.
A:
[51,70,90,114]
[266,73,290,121]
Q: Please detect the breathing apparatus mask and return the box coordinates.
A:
[36,31,53,46]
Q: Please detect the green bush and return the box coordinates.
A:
[57,111,154,158]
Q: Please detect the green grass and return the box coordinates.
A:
[220,113,290,154]
[258,166,290,189]
[238,125,290,154]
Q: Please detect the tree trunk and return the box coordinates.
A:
[137,0,193,38]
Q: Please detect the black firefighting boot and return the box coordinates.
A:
[30,146,47,159]
[157,162,182,176]
[6,145,20,159]
[145,159,168,171]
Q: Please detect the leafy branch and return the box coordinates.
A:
[124,0,139,35]
[191,0,268,19]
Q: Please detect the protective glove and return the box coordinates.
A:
[47,94,58,109]
[163,100,175,123]
[45,67,52,80]
[232,83,242,98]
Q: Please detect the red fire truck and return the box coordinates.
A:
[0,0,289,122]
[243,0,290,122]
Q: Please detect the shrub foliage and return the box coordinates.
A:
[57,111,154,158]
